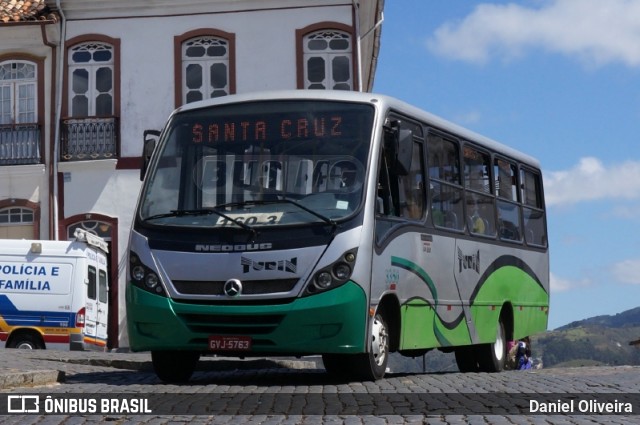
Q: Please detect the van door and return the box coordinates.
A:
[84,249,109,350]
[95,260,109,349]
[84,264,99,348]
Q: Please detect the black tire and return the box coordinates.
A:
[8,332,44,349]
[478,318,507,372]
[454,346,479,372]
[151,350,200,383]
[321,353,351,378]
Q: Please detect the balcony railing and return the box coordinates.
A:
[60,116,119,161]
[0,124,42,166]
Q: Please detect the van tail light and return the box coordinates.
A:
[76,307,86,328]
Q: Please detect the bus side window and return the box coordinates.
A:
[495,158,522,242]
[377,122,425,220]
[521,168,547,246]
[463,146,496,236]
[427,133,464,231]
[398,141,425,220]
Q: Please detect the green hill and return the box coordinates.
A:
[532,307,640,368]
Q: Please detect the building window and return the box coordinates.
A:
[0,207,34,239]
[0,61,36,125]
[303,30,353,90]
[182,36,230,103]
[68,42,114,117]
[62,37,120,161]
[67,220,112,240]
[0,60,41,165]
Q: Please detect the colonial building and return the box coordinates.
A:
[0,0,384,348]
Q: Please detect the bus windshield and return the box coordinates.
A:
[139,100,375,228]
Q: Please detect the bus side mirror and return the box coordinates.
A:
[384,124,413,176]
[141,130,160,181]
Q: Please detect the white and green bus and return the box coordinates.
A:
[127,90,549,382]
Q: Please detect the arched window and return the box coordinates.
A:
[67,220,112,240]
[303,30,353,90]
[182,36,230,103]
[68,42,114,117]
[0,60,37,124]
[0,207,34,239]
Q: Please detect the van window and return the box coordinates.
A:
[99,269,108,303]
[88,266,97,300]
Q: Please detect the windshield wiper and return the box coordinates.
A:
[145,209,257,238]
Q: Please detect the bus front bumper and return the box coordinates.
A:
[126,281,367,355]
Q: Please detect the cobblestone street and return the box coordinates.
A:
[0,350,638,423]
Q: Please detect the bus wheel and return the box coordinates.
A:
[151,350,200,383]
[323,312,390,381]
[454,346,478,372]
[478,318,507,372]
[354,311,389,381]
[8,332,43,349]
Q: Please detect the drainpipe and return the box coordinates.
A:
[352,0,362,92]
[353,0,384,92]
[52,0,66,240]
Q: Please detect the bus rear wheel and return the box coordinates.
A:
[478,318,507,372]
[151,350,200,383]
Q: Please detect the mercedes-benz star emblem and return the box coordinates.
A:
[223,279,242,297]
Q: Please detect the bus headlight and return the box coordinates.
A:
[129,252,165,296]
[316,271,333,289]
[132,265,145,281]
[333,263,351,280]
[145,273,159,289]
[305,248,357,296]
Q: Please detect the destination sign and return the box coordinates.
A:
[191,115,344,144]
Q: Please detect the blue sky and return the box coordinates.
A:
[372,0,640,330]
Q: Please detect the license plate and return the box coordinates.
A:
[208,335,252,351]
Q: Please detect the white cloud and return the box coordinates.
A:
[427,0,640,67]
[544,157,640,207]
[612,259,640,285]
[550,272,590,292]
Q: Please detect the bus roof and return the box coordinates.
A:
[172,90,541,169]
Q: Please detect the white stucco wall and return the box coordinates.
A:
[59,3,353,348]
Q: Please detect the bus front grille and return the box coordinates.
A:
[178,313,285,335]
[173,278,299,296]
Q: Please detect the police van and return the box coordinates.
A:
[0,229,109,350]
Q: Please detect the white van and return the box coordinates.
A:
[0,229,109,350]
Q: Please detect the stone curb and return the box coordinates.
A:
[0,355,318,389]
[0,369,65,390]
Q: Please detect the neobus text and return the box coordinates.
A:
[195,243,273,252]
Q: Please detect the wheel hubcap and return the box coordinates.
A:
[371,315,388,367]
[493,325,505,361]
